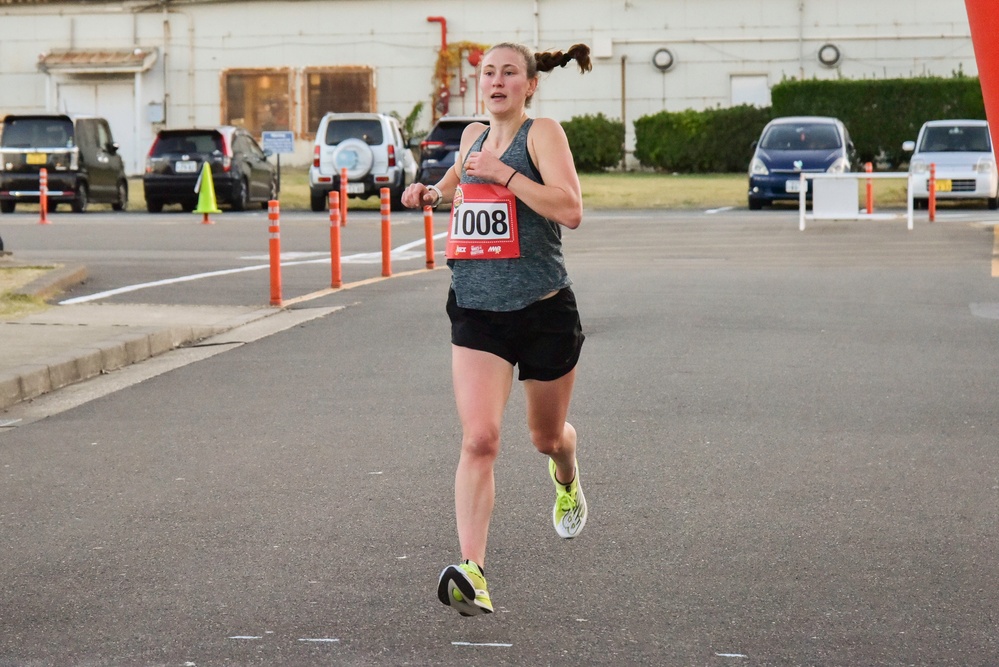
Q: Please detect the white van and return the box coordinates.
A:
[903,119,998,209]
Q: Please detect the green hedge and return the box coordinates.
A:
[771,76,986,168]
[634,105,771,173]
[562,113,625,172]
[633,75,986,172]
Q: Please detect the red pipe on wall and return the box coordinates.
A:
[426,16,447,51]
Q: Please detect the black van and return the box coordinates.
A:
[0,114,128,213]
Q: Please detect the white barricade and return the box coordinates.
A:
[798,172,914,231]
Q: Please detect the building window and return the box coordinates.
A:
[222,69,293,136]
[303,67,375,136]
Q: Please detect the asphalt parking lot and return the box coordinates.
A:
[1,206,998,666]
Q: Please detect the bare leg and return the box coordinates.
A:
[524,368,578,483]
[451,345,514,568]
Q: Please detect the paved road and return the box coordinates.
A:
[1,207,998,666]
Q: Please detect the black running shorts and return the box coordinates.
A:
[447,287,585,381]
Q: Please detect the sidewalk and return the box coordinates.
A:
[0,257,277,411]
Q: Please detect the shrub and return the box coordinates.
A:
[771,75,986,168]
[562,113,625,172]
[634,105,771,173]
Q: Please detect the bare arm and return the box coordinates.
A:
[401,122,488,209]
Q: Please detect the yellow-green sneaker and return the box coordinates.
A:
[437,560,493,616]
[550,458,587,538]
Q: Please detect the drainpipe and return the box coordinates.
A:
[798,1,805,78]
[427,16,447,52]
[427,16,448,118]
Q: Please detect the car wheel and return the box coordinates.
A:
[231,178,249,211]
[913,198,927,210]
[310,190,327,212]
[71,184,89,213]
[989,195,999,210]
[333,138,375,181]
[748,197,763,211]
[111,180,128,211]
[0,201,14,214]
[181,200,196,212]
[146,198,164,213]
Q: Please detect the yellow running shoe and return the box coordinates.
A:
[437,560,493,616]
[550,458,587,538]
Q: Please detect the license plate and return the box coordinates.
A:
[26,153,47,165]
[934,179,952,192]
[785,179,806,193]
[175,160,198,173]
[346,183,364,194]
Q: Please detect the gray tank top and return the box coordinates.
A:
[448,118,571,311]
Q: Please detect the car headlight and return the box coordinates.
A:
[975,156,995,173]
[909,158,927,174]
[749,157,769,176]
[826,157,849,174]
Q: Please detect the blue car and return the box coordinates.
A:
[748,116,854,210]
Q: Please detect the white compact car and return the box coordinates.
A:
[308,112,417,212]
[903,119,998,209]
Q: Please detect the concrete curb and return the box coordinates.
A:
[11,264,89,301]
[0,320,267,411]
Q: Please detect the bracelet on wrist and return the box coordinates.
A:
[504,171,517,188]
[426,184,443,208]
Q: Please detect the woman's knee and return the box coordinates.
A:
[462,427,501,459]
[529,427,562,456]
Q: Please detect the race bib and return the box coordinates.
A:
[445,183,520,259]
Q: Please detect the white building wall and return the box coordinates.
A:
[0,0,977,174]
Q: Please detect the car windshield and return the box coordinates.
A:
[918,125,991,153]
[760,123,841,151]
[325,120,383,146]
[429,121,481,144]
[1,117,75,149]
[151,131,223,156]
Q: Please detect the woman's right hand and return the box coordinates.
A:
[402,183,437,209]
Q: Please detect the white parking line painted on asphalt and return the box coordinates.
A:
[705,206,735,214]
[228,636,263,640]
[58,233,450,305]
[452,641,513,647]
[298,638,340,643]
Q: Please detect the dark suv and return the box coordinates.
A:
[0,114,128,213]
[417,116,489,185]
[143,126,277,212]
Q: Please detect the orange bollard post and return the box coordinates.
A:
[423,205,435,269]
[339,167,348,226]
[928,162,936,223]
[329,191,342,289]
[268,200,282,306]
[38,168,51,225]
[380,187,391,277]
[865,162,873,214]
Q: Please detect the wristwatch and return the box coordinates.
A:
[427,184,443,209]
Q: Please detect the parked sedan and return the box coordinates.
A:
[748,116,854,210]
[143,126,278,212]
[416,115,489,185]
[903,119,998,209]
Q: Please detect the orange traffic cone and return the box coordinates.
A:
[194,162,221,224]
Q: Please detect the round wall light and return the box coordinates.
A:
[818,43,842,67]
[652,47,675,73]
